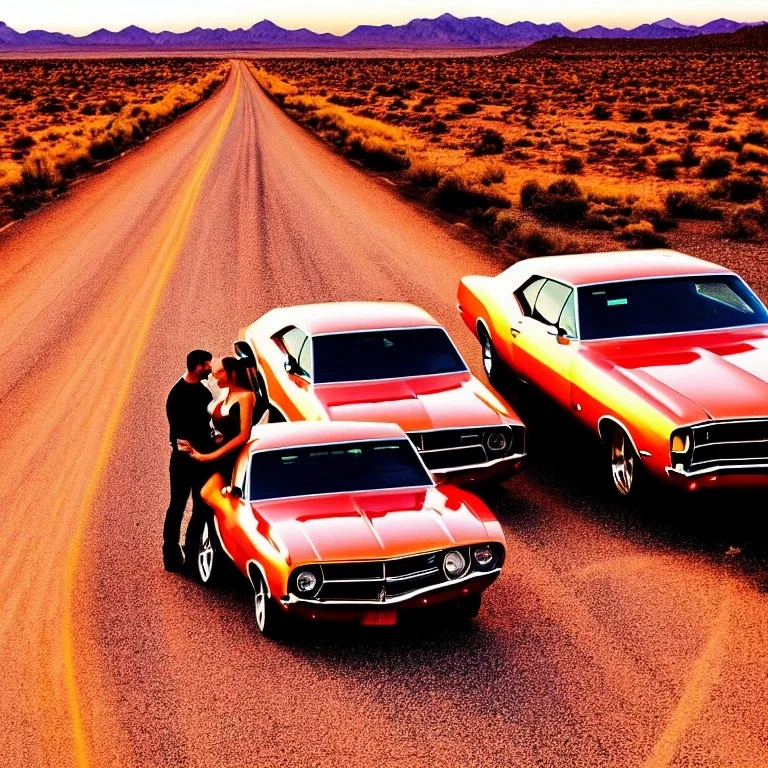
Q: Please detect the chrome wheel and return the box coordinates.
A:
[611,428,635,496]
[254,575,267,632]
[482,333,493,377]
[198,521,214,583]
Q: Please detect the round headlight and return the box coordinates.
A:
[443,550,467,579]
[473,545,494,567]
[485,431,508,452]
[296,571,318,593]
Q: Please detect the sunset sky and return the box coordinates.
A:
[2,0,766,35]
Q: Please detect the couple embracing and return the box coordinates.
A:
[162,349,256,573]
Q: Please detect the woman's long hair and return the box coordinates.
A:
[220,356,254,391]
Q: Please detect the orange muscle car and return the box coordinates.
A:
[458,249,768,496]
[196,421,506,636]
[236,302,526,483]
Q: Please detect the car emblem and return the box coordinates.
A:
[378,586,387,603]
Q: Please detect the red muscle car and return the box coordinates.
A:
[235,302,526,483]
[458,249,768,496]
[196,421,506,636]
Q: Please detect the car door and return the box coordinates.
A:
[511,277,577,408]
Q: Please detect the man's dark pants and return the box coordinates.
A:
[163,450,209,569]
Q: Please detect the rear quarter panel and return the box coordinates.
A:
[458,273,524,370]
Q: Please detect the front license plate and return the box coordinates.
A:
[362,610,397,627]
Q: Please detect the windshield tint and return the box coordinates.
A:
[312,327,467,384]
[248,439,432,501]
[578,275,768,340]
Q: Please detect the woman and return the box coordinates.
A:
[179,356,256,503]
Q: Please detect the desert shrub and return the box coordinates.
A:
[562,155,584,174]
[721,176,765,203]
[742,129,767,147]
[688,118,710,130]
[328,93,366,107]
[479,163,506,185]
[428,119,449,135]
[665,190,723,219]
[473,128,505,156]
[433,173,511,212]
[515,222,579,256]
[739,144,768,165]
[756,103,768,119]
[722,205,765,240]
[635,205,677,232]
[525,178,590,224]
[490,209,522,241]
[591,103,612,120]
[457,100,480,115]
[14,153,60,191]
[651,105,675,121]
[520,179,544,208]
[627,108,647,122]
[10,134,35,150]
[37,98,67,114]
[619,221,669,248]
[346,134,410,171]
[7,85,33,102]
[700,154,733,179]
[406,162,442,188]
[655,153,681,179]
[583,213,616,230]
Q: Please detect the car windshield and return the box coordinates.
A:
[312,327,467,384]
[578,275,768,340]
[248,438,432,501]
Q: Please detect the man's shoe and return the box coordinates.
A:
[163,545,184,573]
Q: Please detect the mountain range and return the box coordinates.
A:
[0,14,765,50]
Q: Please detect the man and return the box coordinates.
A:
[163,349,214,573]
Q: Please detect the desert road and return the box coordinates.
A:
[1,60,767,768]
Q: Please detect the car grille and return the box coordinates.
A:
[318,551,447,602]
[406,425,524,471]
[689,419,768,471]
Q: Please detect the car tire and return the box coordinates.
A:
[252,569,288,639]
[478,324,507,388]
[196,516,230,587]
[609,426,645,498]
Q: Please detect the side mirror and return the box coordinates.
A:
[556,328,571,346]
[222,485,243,499]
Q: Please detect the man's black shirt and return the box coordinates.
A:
[166,378,213,452]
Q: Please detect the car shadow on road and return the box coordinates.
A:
[476,380,768,589]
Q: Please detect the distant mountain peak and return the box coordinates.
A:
[0,14,764,50]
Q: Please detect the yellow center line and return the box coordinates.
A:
[60,63,240,768]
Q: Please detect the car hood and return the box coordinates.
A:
[590,327,768,422]
[250,487,492,564]
[312,372,510,431]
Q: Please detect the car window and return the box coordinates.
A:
[515,276,546,316]
[298,336,312,377]
[248,439,433,501]
[533,280,573,327]
[277,327,311,377]
[558,292,578,337]
[278,327,308,360]
[578,275,768,340]
[312,327,467,384]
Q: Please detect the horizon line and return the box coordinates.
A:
[2,13,766,39]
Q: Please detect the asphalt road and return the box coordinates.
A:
[1,60,766,768]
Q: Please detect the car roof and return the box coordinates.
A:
[247,420,408,452]
[255,302,441,336]
[502,250,732,287]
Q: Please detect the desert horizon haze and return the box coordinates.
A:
[2,0,768,36]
